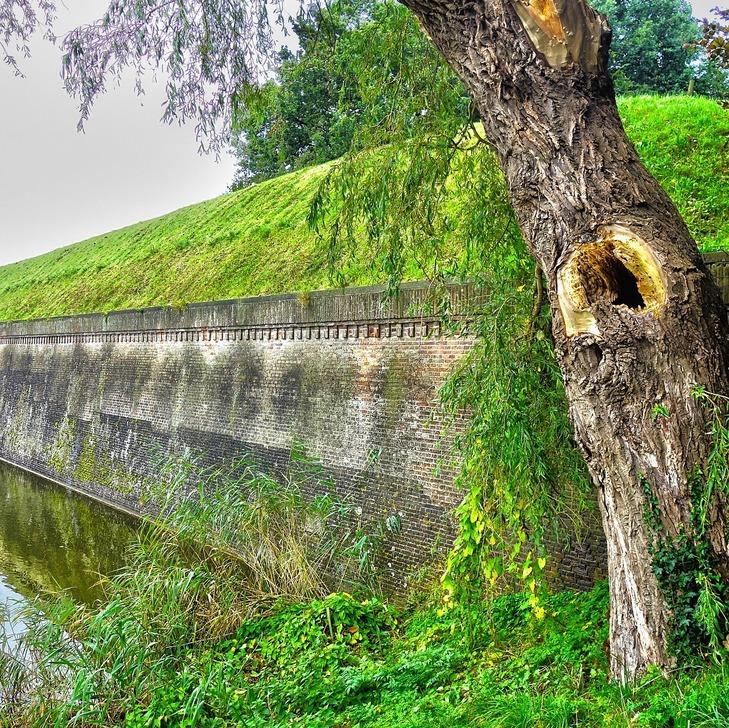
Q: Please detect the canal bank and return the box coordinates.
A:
[0,462,138,637]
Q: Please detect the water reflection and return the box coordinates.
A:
[0,462,138,625]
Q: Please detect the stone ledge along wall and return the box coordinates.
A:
[0,254,727,593]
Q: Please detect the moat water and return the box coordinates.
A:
[0,462,138,640]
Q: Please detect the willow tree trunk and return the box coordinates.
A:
[399,0,729,679]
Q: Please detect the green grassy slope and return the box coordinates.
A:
[0,95,726,322]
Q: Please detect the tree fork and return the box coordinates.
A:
[400,0,729,679]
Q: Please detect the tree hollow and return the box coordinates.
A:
[557,226,666,336]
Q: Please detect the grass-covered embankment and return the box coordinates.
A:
[0,95,726,322]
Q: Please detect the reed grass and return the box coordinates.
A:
[0,452,387,725]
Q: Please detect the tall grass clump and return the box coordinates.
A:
[0,453,388,725]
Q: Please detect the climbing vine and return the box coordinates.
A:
[643,389,729,660]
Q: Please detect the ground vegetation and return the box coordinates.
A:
[2,452,728,726]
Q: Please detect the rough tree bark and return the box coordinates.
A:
[398,0,729,679]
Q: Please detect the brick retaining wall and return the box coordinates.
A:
[0,255,726,593]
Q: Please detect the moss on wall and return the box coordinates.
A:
[48,416,76,475]
[75,433,136,496]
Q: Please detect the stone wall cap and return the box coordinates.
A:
[0,279,478,336]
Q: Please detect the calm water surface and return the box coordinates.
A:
[0,462,138,635]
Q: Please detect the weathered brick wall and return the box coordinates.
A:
[0,282,478,592]
[0,256,726,593]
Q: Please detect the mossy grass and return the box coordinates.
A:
[0,96,725,323]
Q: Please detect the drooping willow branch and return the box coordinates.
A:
[0,0,295,152]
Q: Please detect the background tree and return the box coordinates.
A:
[1,0,728,681]
[590,0,698,93]
[698,7,729,70]
[229,0,371,188]
[230,0,470,187]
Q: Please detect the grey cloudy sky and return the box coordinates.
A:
[0,0,720,268]
[0,1,239,267]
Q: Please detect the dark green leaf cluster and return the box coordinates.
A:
[229,0,376,188]
[591,0,729,97]
[642,392,729,662]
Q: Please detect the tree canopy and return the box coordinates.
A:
[229,0,372,187]
[591,0,698,94]
[229,0,471,188]
[230,0,727,187]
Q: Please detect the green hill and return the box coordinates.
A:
[0,95,726,322]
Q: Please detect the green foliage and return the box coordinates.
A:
[647,528,726,660]
[432,218,591,609]
[692,388,729,523]
[0,96,724,322]
[122,593,397,727]
[307,3,489,291]
[229,0,374,188]
[232,593,396,670]
[590,0,714,95]
[6,567,729,726]
[330,1,471,149]
[439,273,593,612]
[230,0,470,190]
[642,390,729,661]
[2,453,728,724]
[0,453,388,724]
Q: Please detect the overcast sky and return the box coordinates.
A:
[0,0,720,268]
[0,0,239,268]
